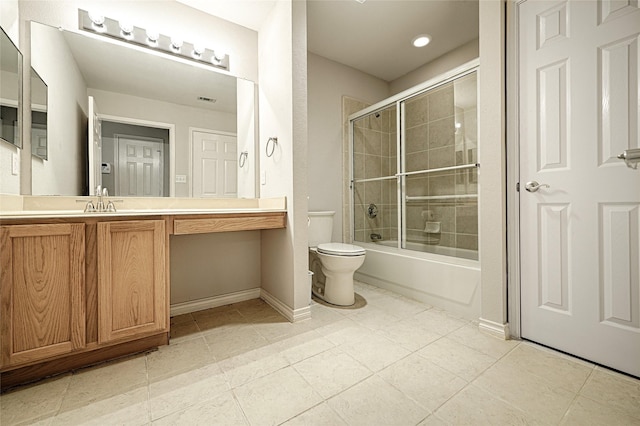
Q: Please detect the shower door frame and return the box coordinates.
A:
[348,59,480,254]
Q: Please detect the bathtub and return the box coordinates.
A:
[354,240,481,320]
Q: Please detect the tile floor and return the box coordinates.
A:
[2,281,639,425]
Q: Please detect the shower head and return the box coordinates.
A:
[375,113,380,118]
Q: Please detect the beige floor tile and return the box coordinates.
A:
[147,336,213,382]
[272,329,335,365]
[377,319,442,352]
[579,367,640,419]
[314,318,371,346]
[328,375,429,425]
[53,386,149,426]
[560,395,640,425]
[252,314,316,343]
[195,309,248,334]
[447,324,519,359]
[170,313,194,326]
[416,414,448,426]
[233,367,323,426]
[499,343,593,393]
[60,355,147,411]
[204,325,268,360]
[367,293,430,318]
[233,298,281,321]
[344,305,403,330]
[434,384,534,425]
[219,347,289,389]
[169,320,201,343]
[293,347,372,399]
[473,361,578,424]
[418,337,496,381]
[152,391,248,425]
[339,330,412,372]
[282,402,348,425]
[411,308,469,336]
[378,353,467,412]
[0,374,70,426]
[307,302,346,325]
[149,362,229,420]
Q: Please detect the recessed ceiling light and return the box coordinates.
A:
[355,0,366,3]
[412,34,431,48]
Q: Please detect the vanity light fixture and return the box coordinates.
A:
[78,9,230,71]
[412,34,431,48]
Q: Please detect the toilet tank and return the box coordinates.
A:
[308,211,335,247]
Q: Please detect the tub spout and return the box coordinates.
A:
[370,233,382,241]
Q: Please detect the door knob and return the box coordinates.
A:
[525,181,550,192]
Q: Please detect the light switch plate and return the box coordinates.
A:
[175,175,187,183]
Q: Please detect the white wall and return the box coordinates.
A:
[259,0,310,317]
[0,0,20,195]
[30,23,87,196]
[170,231,261,303]
[390,39,479,95]
[237,78,256,198]
[478,0,508,334]
[88,88,236,197]
[307,53,389,242]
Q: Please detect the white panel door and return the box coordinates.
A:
[192,130,237,198]
[87,96,102,195]
[519,0,640,377]
[116,137,164,197]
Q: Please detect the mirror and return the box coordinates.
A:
[0,26,22,148]
[31,67,48,159]
[30,21,255,198]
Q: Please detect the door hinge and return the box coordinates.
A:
[516,182,520,192]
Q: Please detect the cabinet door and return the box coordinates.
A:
[0,224,86,367]
[97,220,167,343]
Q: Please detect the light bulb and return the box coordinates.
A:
[119,21,134,38]
[88,11,105,26]
[193,43,205,58]
[170,36,183,50]
[146,29,159,45]
[412,34,431,48]
[212,49,226,62]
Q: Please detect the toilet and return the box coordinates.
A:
[308,211,366,306]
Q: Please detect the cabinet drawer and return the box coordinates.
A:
[173,213,286,235]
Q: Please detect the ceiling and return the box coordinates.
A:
[178,0,479,82]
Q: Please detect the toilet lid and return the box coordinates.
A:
[317,243,366,256]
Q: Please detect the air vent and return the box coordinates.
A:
[197,96,217,103]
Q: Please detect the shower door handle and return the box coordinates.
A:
[525,181,550,193]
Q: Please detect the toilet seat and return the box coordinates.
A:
[317,242,366,256]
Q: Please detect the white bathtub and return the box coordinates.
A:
[354,241,481,320]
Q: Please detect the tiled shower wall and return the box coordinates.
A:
[350,74,478,252]
[352,106,398,243]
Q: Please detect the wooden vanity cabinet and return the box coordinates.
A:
[0,223,86,368]
[97,220,168,343]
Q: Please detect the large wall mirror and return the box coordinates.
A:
[0,27,22,148]
[30,21,256,198]
[31,68,48,159]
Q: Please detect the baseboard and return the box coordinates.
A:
[170,288,261,317]
[260,289,311,323]
[478,318,511,340]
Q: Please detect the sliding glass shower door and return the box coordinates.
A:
[351,68,478,261]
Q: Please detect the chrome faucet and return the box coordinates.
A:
[370,233,382,241]
[84,186,117,212]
